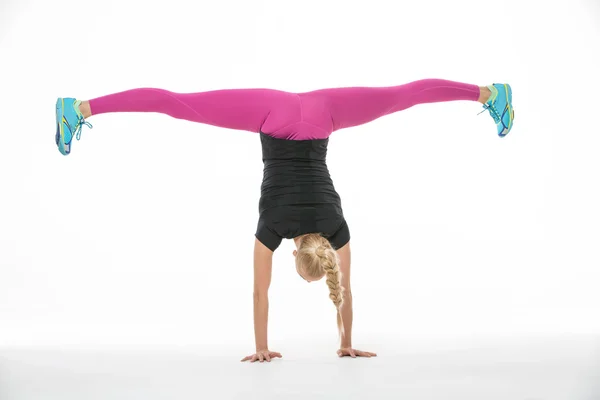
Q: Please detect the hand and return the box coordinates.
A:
[241,349,282,363]
[337,348,377,358]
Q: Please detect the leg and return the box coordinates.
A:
[303,79,486,132]
[81,88,295,133]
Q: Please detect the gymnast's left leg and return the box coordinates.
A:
[303,79,514,137]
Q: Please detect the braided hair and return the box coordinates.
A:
[295,234,345,335]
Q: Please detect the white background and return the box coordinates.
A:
[1,0,599,352]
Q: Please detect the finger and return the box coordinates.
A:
[265,353,271,362]
[251,355,258,363]
[337,350,343,357]
[272,352,282,358]
[369,352,378,357]
[350,350,356,358]
[241,356,251,362]
[356,351,370,357]
[258,353,264,363]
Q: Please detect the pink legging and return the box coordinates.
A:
[88,79,480,140]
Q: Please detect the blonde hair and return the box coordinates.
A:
[295,234,345,333]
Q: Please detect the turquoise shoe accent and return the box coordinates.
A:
[55,98,93,155]
[480,83,514,137]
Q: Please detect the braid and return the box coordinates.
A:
[316,242,344,310]
[296,234,346,337]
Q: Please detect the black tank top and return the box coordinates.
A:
[255,132,348,251]
[259,132,343,213]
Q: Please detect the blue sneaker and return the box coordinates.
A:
[55,98,92,155]
[481,83,514,137]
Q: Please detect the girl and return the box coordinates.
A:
[54,79,514,362]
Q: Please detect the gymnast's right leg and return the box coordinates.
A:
[54,88,292,156]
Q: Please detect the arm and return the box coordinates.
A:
[337,243,353,348]
[253,238,273,352]
[242,238,282,362]
[336,242,377,358]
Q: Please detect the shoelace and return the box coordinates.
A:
[478,103,500,124]
[75,115,93,140]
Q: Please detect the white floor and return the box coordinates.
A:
[1,335,599,400]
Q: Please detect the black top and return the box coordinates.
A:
[255,132,350,251]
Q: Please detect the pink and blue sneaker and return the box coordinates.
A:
[481,83,514,137]
[55,98,92,155]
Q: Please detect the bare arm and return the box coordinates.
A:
[336,242,377,358]
[253,238,274,351]
[337,243,353,348]
[242,238,282,362]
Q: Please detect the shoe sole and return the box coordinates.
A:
[56,98,71,155]
[56,98,66,155]
[499,84,514,138]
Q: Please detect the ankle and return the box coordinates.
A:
[478,86,491,104]
[79,101,92,118]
